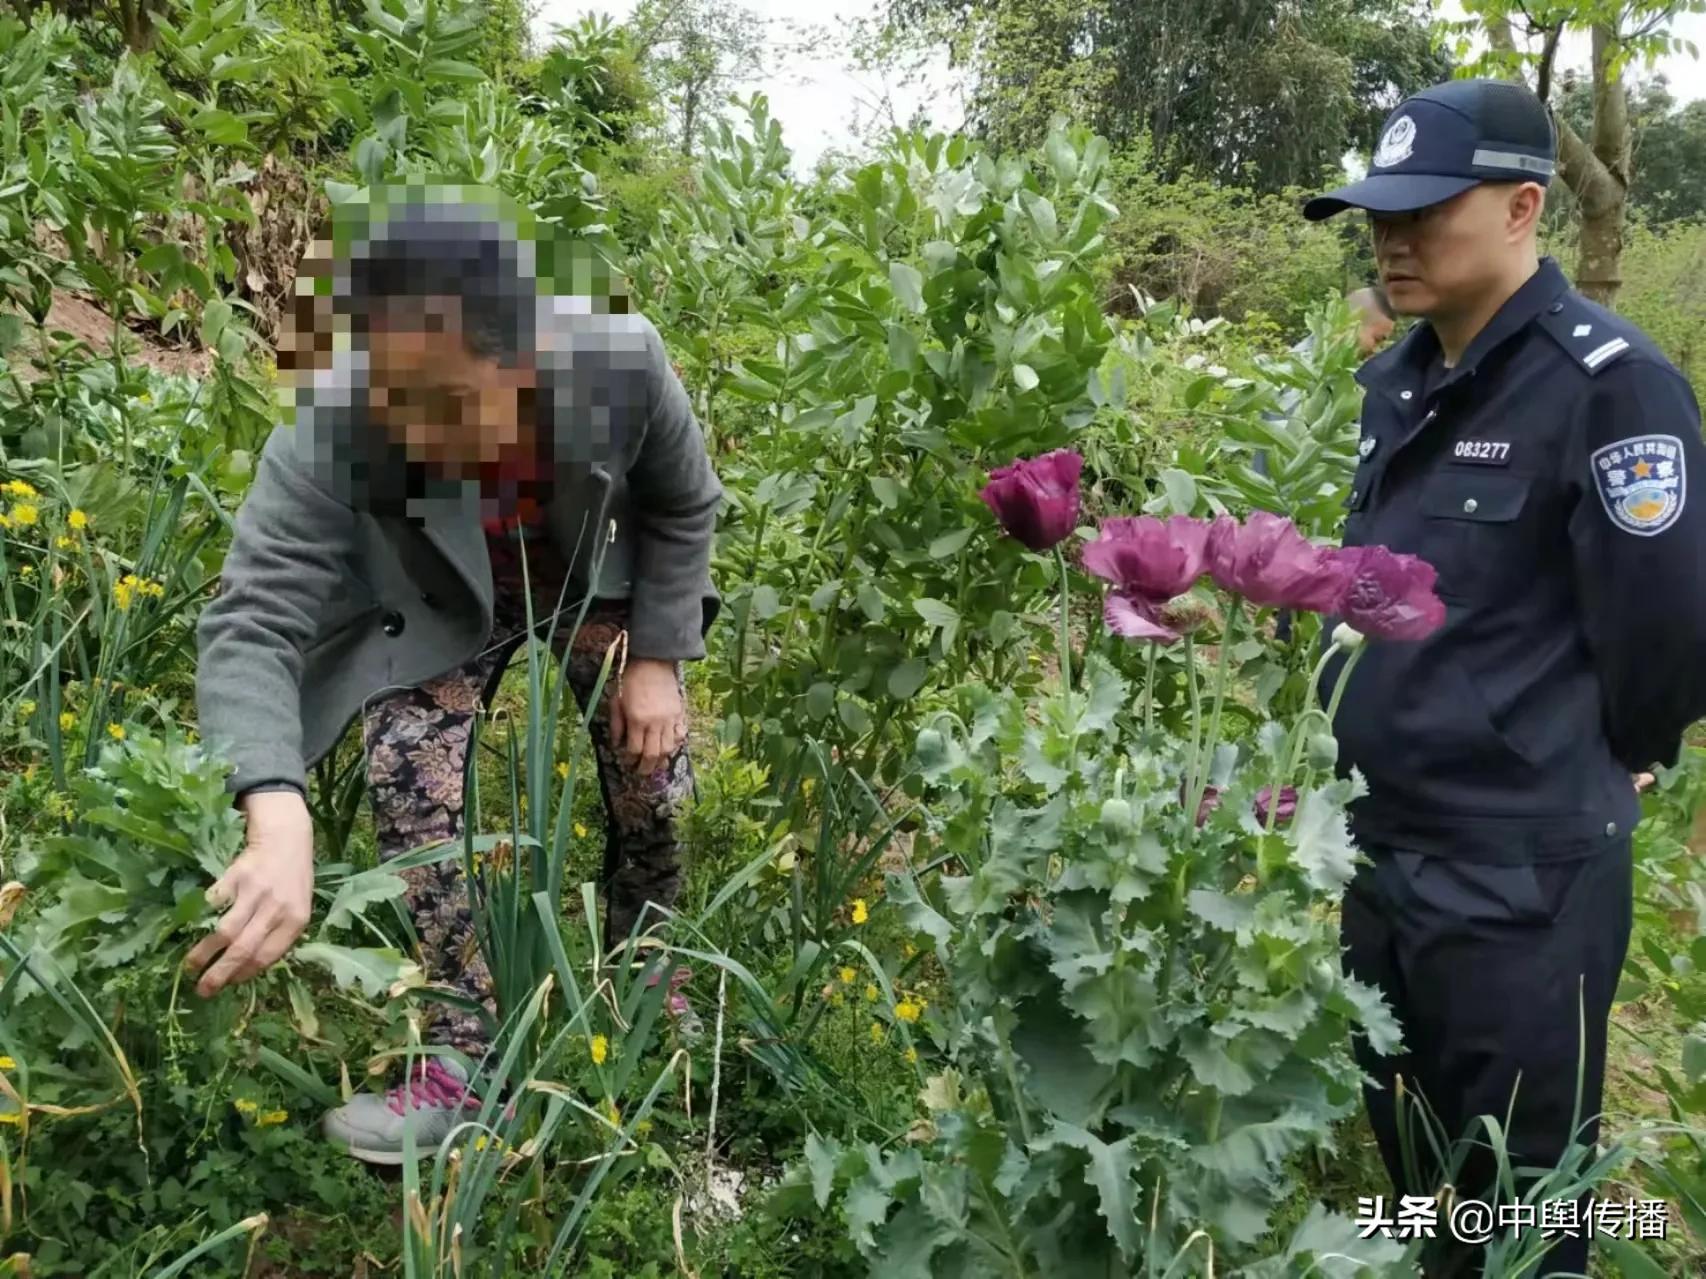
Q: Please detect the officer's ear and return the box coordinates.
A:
[1506,181,1546,242]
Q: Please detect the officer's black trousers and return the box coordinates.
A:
[1340,843,1634,1279]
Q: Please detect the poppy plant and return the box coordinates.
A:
[978,449,1083,553]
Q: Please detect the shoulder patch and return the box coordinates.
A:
[1536,294,1641,377]
[1591,434,1686,537]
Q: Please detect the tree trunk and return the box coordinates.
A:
[1571,23,1629,307]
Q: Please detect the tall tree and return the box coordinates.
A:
[1453,0,1704,307]
[630,0,764,158]
[885,0,1448,192]
[1557,75,1706,225]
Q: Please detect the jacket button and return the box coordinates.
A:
[1462,498,1478,514]
[1606,822,1618,837]
[1400,390,1413,401]
[1550,301,1565,314]
[1350,489,1360,504]
[382,610,405,637]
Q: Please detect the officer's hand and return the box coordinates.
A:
[185,790,315,997]
[1633,772,1656,794]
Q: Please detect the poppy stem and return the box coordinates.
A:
[1187,596,1240,833]
[1053,544,1072,696]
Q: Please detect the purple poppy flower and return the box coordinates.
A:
[1328,545,1447,642]
[1105,592,1180,643]
[978,449,1083,552]
[1254,785,1299,827]
[1181,781,1223,827]
[1205,512,1351,613]
[1082,515,1214,601]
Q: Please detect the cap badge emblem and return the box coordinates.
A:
[1373,115,1416,168]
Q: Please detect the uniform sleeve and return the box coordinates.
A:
[1567,360,1706,772]
[624,319,724,662]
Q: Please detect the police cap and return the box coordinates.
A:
[1304,79,1556,222]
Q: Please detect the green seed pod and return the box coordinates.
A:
[915,728,948,766]
[1306,733,1338,770]
[1100,796,1135,835]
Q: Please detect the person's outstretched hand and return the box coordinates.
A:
[611,657,686,779]
[186,789,314,998]
[1634,772,1657,794]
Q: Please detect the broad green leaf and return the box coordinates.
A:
[845,1179,893,1250]
[1243,1204,1408,1279]
[873,1202,956,1278]
[856,582,886,623]
[888,658,929,700]
[1190,1108,1320,1191]
[1159,467,1197,515]
[1013,362,1039,391]
[295,944,419,1000]
[871,476,901,509]
[749,584,782,620]
[1034,1122,1140,1258]
[838,698,873,735]
[806,682,836,721]
[887,874,952,955]
[889,262,925,314]
[927,528,973,558]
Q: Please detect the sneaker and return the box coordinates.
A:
[322,1056,479,1166]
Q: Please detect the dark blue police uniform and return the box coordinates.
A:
[1305,79,1706,1279]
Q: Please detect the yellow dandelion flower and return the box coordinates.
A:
[869,1021,884,1044]
[257,1109,288,1127]
[851,899,869,925]
[0,1111,20,1125]
[144,579,164,599]
[107,723,126,741]
[865,983,880,1003]
[0,512,10,529]
[903,942,917,959]
[68,509,88,530]
[634,1118,654,1139]
[0,1056,14,1070]
[18,700,35,718]
[138,392,152,405]
[4,479,37,498]
[58,711,75,732]
[904,1046,918,1065]
[590,1034,609,1066]
[574,821,588,839]
[838,966,855,985]
[112,580,133,610]
[233,1098,259,1115]
[19,564,33,577]
[56,536,76,550]
[555,761,569,779]
[895,1000,922,1024]
[10,504,38,527]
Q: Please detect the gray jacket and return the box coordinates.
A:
[195,308,722,798]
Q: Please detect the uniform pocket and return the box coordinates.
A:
[1417,471,1533,600]
[1393,853,1585,928]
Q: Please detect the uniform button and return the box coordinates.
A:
[1350,489,1360,504]
[1400,390,1413,401]
[382,610,405,637]
[1549,302,1565,314]
[1462,498,1478,514]
[1605,822,1618,837]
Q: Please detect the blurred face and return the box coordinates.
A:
[1368,182,1545,319]
[1355,310,1396,359]
[365,296,536,476]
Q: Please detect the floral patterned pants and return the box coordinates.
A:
[361,558,694,1054]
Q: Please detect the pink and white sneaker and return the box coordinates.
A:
[322,1056,479,1165]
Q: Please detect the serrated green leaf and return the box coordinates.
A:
[1034,1122,1140,1257]
[321,867,407,932]
[1335,975,1403,1057]
[1288,788,1360,893]
[804,1131,841,1209]
[845,1178,893,1250]
[295,944,419,1000]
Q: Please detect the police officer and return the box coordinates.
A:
[1303,79,1706,1277]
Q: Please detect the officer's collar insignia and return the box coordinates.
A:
[1592,434,1687,537]
[1373,115,1416,168]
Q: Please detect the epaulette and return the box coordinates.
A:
[1534,291,1640,377]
